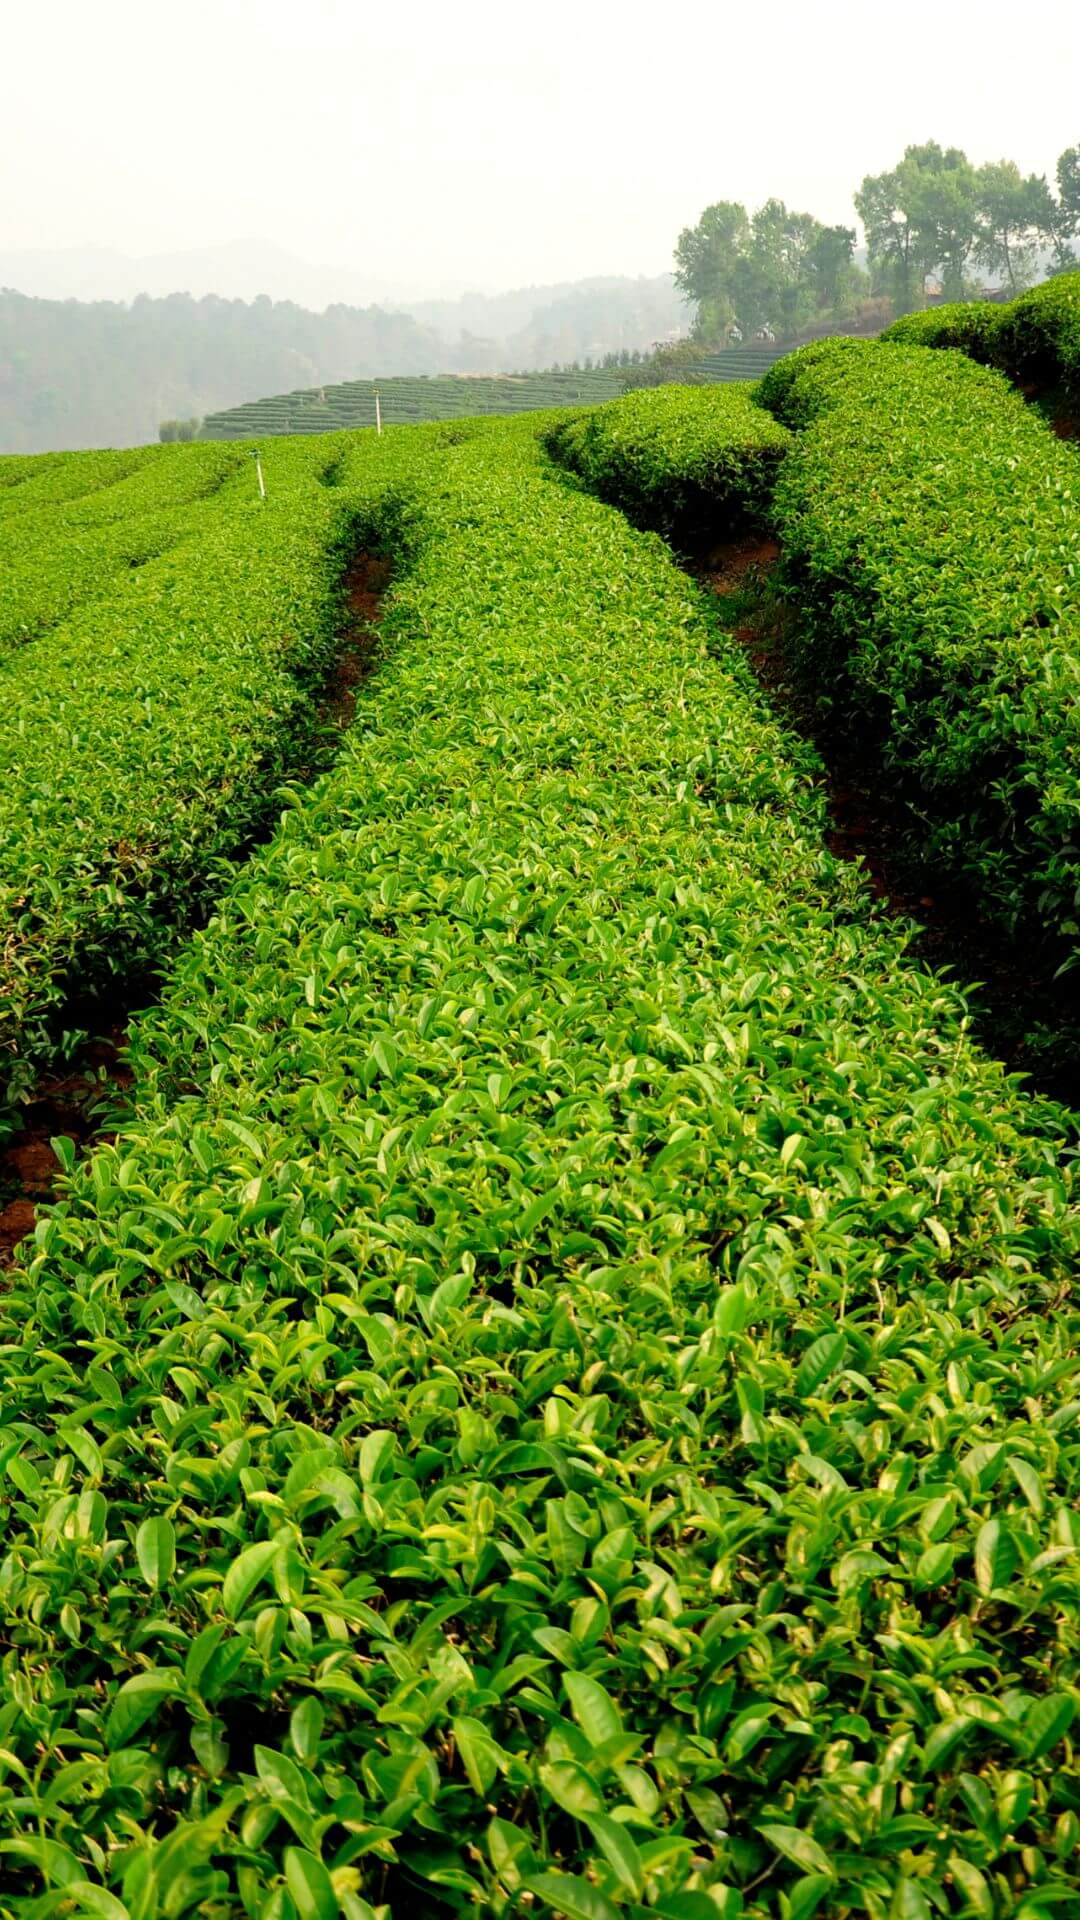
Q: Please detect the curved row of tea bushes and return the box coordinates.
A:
[3,417,1079,1917]
[0,433,363,1119]
[0,444,158,518]
[759,339,1080,959]
[881,270,1080,406]
[0,443,251,652]
[545,383,790,542]
[878,302,1004,359]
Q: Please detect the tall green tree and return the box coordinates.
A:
[908,148,979,299]
[974,161,1056,292]
[856,143,977,310]
[674,199,857,341]
[672,201,749,339]
[807,224,858,309]
[1049,144,1080,270]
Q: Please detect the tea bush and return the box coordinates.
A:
[879,302,1003,360]
[753,337,877,430]
[995,273,1080,404]
[761,341,1080,956]
[0,443,249,653]
[545,384,790,541]
[878,272,1080,406]
[0,417,1078,1917]
[0,434,361,1116]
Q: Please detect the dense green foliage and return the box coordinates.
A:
[0,434,361,1119]
[0,412,1078,1916]
[760,339,1080,961]
[673,200,863,342]
[753,338,878,429]
[877,302,1003,358]
[0,442,246,653]
[855,142,1077,309]
[545,384,790,539]
[994,274,1080,403]
[880,272,1080,405]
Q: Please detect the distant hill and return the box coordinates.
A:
[200,347,789,442]
[200,369,631,439]
[0,275,690,452]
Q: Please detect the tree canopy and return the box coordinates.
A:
[855,141,1073,309]
[676,141,1078,344]
[674,199,861,342]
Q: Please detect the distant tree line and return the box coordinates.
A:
[158,417,201,442]
[0,279,687,454]
[675,138,1079,343]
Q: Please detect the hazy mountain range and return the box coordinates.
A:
[0,241,690,452]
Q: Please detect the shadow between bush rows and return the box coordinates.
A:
[686,529,1080,1116]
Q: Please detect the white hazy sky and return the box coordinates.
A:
[3,0,1079,296]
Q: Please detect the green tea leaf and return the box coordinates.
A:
[757,1824,835,1879]
[135,1516,175,1590]
[284,1847,337,1920]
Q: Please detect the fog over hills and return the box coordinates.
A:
[0,255,690,452]
[0,237,689,339]
[0,239,435,310]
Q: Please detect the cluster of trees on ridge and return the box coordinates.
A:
[674,139,1080,344]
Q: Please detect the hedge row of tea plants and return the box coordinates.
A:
[0,433,363,1121]
[757,339,1080,959]
[0,443,251,651]
[2,414,1079,1917]
[0,445,159,518]
[877,303,1004,360]
[881,271,1080,406]
[545,384,790,542]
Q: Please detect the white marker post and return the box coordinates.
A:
[375,388,382,436]
[254,450,266,499]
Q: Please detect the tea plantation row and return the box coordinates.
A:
[552,347,1080,992]
[0,434,367,1120]
[546,386,789,542]
[0,406,1078,1916]
[759,338,1080,972]
[880,270,1080,408]
[0,443,249,655]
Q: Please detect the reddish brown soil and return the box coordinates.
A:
[0,1030,129,1266]
[319,555,392,732]
[0,552,391,1268]
[696,535,927,923]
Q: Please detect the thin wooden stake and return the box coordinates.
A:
[254,451,266,499]
[375,389,382,436]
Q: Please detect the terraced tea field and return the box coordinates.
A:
[0,299,1079,1918]
[199,348,787,440]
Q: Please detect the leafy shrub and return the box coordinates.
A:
[762,340,1080,954]
[0,415,1079,1914]
[877,272,1080,405]
[994,271,1080,400]
[753,335,876,428]
[0,434,359,1115]
[545,383,791,540]
[880,300,1003,360]
[0,441,246,653]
